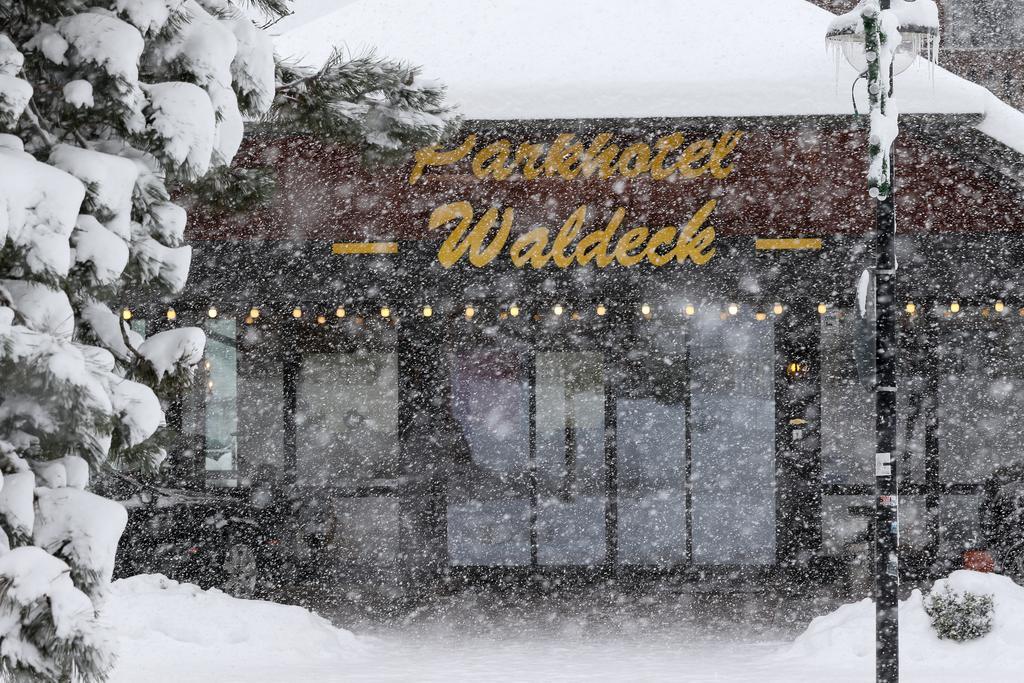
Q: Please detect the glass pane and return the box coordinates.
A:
[616,398,687,565]
[205,318,237,486]
[939,322,1024,483]
[901,496,930,550]
[238,356,284,482]
[535,352,605,566]
[942,495,982,556]
[690,313,776,564]
[447,350,531,566]
[615,323,688,566]
[295,352,398,486]
[820,313,874,484]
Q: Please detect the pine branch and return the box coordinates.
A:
[239,0,291,22]
[267,49,459,163]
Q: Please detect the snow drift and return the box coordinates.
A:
[783,571,1024,680]
[106,575,364,682]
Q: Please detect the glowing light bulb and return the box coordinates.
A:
[950,301,960,314]
[121,308,132,321]
[380,306,391,318]
[685,304,695,316]
[553,304,564,316]
[905,302,916,315]
[641,303,651,316]
[166,308,176,321]
[728,303,739,316]
[335,307,345,318]
[773,303,783,315]
[249,307,260,319]
[292,307,302,318]
[996,301,1005,313]
[755,312,767,321]
[509,305,520,317]
[817,303,827,315]
[596,304,607,317]
[465,305,475,319]
[316,315,326,325]
[422,305,433,317]
[207,307,218,318]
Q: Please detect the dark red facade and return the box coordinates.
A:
[189,121,1022,247]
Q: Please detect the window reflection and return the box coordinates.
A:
[447,349,531,566]
[205,318,237,486]
[820,313,874,484]
[616,323,688,566]
[295,352,398,486]
[535,352,605,566]
[690,312,776,565]
[939,322,1024,483]
[238,356,284,480]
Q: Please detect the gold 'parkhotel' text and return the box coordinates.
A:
[409,131,745,184]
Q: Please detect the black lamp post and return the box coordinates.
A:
[826,3,940,682]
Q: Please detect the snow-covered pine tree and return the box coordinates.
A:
[0,1,455,680]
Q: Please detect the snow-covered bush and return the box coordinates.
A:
[924,586,994,642]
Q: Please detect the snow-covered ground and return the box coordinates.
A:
[107,572,1024,682]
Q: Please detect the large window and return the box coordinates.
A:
[689,312,776,565]
[535,351,605,566]
[938,320,1024,483]
[616,321,688,566]
[295,352,399,487]
[447,348,531,566]
[237,354,284,479]
[820,313,874,485]
[205,318,238,486]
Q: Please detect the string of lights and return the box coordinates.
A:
[121,300,1024,324]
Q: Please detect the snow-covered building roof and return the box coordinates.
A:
[274,0,1024,156]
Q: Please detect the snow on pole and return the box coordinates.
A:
[862,0,900,200]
